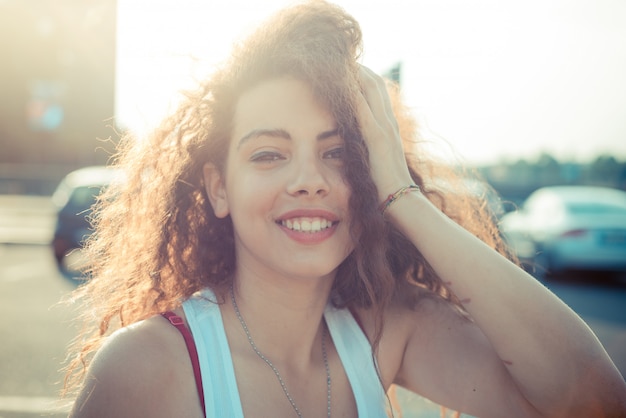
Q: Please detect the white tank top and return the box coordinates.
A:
[182,288,388,417]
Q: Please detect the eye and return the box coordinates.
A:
[250,151,285,163]
[323,147,344,160]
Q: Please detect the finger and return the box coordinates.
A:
[358,65,397,128]
[355,88,379,135]
[359,66,394,109]
[355,69,401,149]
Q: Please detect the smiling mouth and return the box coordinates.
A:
[279,217,335,233]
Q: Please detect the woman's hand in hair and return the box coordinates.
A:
[356,65,414,202]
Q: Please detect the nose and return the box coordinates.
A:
[286,154,330,197]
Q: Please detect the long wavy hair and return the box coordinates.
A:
[63,0,512,395]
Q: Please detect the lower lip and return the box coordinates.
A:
[278,223,338,244]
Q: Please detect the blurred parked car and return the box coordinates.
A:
[500,186,626,277]
[51,166,121,278]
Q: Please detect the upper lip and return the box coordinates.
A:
[275,208,340,222]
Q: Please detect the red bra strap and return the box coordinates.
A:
[161,311,206,416]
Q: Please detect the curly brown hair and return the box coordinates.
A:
[63,0,512,395]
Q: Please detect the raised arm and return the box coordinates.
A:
[357,65,626,417]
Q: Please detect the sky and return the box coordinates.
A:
[116,0,626,165]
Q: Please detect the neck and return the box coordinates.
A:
[224,267,334,365]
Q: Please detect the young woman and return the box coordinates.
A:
[65,2,626,417]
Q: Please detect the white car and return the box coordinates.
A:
[500,186,626,277]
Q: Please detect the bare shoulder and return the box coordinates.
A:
[385,294,537,417]
[69,311,203,418]
[354,291,463,343]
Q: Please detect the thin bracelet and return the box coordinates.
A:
[379,184,420,215]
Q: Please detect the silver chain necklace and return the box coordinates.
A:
[230,286,331,418]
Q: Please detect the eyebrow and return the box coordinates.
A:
[237,128,340,149]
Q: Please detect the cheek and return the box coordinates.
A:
[225,170,274,218]
[336,175,352,208]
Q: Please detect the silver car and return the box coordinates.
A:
[500,185,626,277]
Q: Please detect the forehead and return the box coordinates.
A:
[232,77,336,141]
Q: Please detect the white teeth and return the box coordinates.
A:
[281,217,333,233]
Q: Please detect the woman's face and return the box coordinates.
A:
[205,77,354,282]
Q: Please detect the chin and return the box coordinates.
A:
[283,262,342,282]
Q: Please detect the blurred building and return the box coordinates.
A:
[0,0,116,167]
